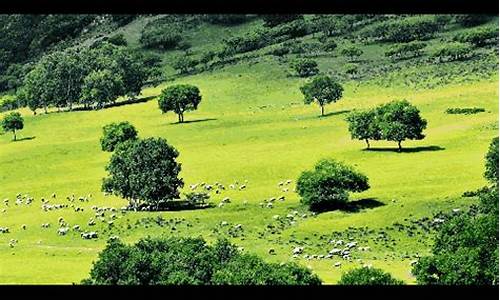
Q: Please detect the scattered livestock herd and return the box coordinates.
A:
[0,178,463,270]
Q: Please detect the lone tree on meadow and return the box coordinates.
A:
[341,45,363,62]
[377,100,427,151]
[158,84,202,123]
[296,159,369,212]
[300,75,343,116]
[100,121,138,152]
[102,137,184,210]
[346,109,381,149]
[1,112,24,141]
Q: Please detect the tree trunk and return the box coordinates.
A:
[321,105,324,116]
[177,114,181,123]
[398,141,402,152]
[365,139,370,149]
[13,130,16,141]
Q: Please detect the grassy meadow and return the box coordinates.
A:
[0,55,497,283]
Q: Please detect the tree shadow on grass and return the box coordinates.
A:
[311,198,385,213]
[14,136,36,142]
[363,145,445,153]
[318,110,352,119]
[169,118,218,125]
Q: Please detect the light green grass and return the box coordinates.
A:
[0,57,498,284]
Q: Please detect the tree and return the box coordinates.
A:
[80,70,124,109]
[338,267,404,285]
[432,42,473,63]
[158,84,202,123]
[300,75,343,116]
[102,137,184,210]
[100,122,138,152]
[376,100,427,151]
[83,236,322,285]
[1,111,23,141]
[296,159,370,212]
[484,137,498,183]
[106,33,128,46]
[341,45,363,62]
[290,59,319,77]
[346,109,381,149]
[384,41,427,61]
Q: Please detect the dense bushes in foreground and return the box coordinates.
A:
[82,236,322,285]
[412,137,499,285]
[338,267,404,285]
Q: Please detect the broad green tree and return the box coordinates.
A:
[300,75,343,116]
[1,111,24,141]
[80,69,124,109]
[100,121,138,152]
[338,267,404,285]
[346,109,381,149]
[158,84,202,123]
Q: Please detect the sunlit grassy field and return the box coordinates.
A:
[0,58,498,284]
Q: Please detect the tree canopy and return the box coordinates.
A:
[1,111,23,141]
[338,267,404,285]
[100,121,138,152]
[300,75,343,116]
[158,84,202,123]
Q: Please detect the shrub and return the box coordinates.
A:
[83,236,321,285]
[290,59,319,77]
[262,15,303,27]
[385,41,427,60]
[100,121,138,152]
[296,159,370,212]
[322,39,338,51]
[341,45,363,61]
[203,14,249,25]
[102,137,184,210]
[268,45,290,57]
[454,15,493,27]
[338,267,404,285]
[139,24,183,50]
[432,42,474,62]
[171,55,198,75]
[106,33,127,46]
[343,63,358,76]
[359,16,442,43]
[158,84,202,123]
[445,107,485,115]
[454,27,498,47]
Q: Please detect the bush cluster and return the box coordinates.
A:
[359,16,443,43]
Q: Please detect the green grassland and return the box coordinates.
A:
[0,15,498,284]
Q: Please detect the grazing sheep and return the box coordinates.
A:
[0,227,10,233]
[282,188,289,192]
[273,215,280,220]
[292,247,304,255]
[286,214,294,219]
[229,184,235,190]
[266,203,273,209]
[51,193,56,198]
[259,202,264,208]
[218,203,225,208]
[72,225,80,231]
[237,246,244,252]
[286,179,292,185]
[222,197,231,204]
[329,248,341,255]
[278,195,285,201]
[221,221,228,226]
[88,218,96,226]
[278,181,284,187]
[21,224,26,230]
[239,185,246,190]
[268,248,276,255]
[57,227,69,236]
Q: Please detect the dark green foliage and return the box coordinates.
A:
[360,16,442,43]
[454,27,499,47]
[110,15,137,26]
[102,137,184,210]
[158,84,202,123]
[171,55,198,75]
[484,137,498,184]
[412,143,499,285]
[445,107,485,115]
[268,45,290,57]
[322,39,338,51]
[343,63,359,77]
[100,121,138,152]
[346,109,381,149]
[203,15,249,25]
[300,75,343,116]
[1,111,23,141]
[262,15,303,27]
[315,16,350,37]
[376,100,427,151]
[184,192,210,206]
[454,15,493,27]
[106,33,128,46]
[385,41,427,60]
[296,159,370,212]
[83,236,321,285]
[432,42,474,62]
[140,23,183,50]
[341,45,363,62]
[338,267,404,285]
[81,69,125,109]
[290,59,319,77]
